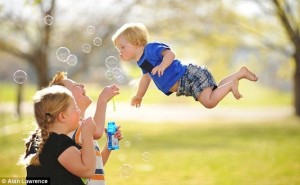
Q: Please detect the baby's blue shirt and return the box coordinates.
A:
[137,42,187,95]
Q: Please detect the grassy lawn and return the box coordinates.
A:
[1,114,299,185]
[0,80,292,107]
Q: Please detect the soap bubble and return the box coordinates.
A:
[105,56,118,69]
[82,44,92,53]
[104,70,114,80]
[56,47,70,62]
[142,152,152,163]
[124,141,131,148]
[118,153,127,162]
[87,26,95,34]
[44,15,53,25]
[104,56,126,83]
[119,164,133,177]
[117,76,125,84]
[112,68,122,77]
[13,70,27,84]
[135,133,143,140]
[67,54,78,66]
[93,37,102,46]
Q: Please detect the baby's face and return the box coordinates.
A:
[115,35,138,61]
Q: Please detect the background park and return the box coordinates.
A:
[0,0,299,185]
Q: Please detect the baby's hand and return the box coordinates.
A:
[131,96,142,108]
[81,117,96,137]
[99,84,120,102]
[151,65,165,77]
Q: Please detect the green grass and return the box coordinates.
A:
[0,82,37,102]
[87,81,292,107]
[0,81,292,107]
[1,114,299,185]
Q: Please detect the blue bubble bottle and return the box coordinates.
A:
[107,122,119,150]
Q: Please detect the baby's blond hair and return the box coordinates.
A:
[112,22,149,47]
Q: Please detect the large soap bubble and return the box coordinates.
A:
[44,15,54,25]
[105,56,118,69]
[13,70,27,84]
[82,44,92,53]
[93,37,102,46]
[87,25,95,34]
[67,54,78,66]
[56,47,70,62]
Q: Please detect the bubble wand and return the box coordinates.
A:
[105,56,122,112]
[112,98,116,112]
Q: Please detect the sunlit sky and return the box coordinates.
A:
[1,0,263,18]
[223,0,263,17]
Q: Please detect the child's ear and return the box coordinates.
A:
[57,112,67,123]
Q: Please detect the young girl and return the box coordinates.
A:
[24,85,96,185]
[48,71,122,185]
[112,23,258,108]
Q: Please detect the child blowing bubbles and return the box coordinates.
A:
[24,85,96,185]
[112,23,258,108]
[48,71,122,185]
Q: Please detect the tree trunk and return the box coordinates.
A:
[271,0,300,117]
[16,83,23,119]
[34,52,49,89]
[294,47,300,116]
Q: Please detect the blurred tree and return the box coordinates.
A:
[0,0,55,88]
[0,0,140,116]
[272,0,300,116]
[126,0,300,116]
[249,0,300,115]
[0,0,141,88]
[0,0,298,116]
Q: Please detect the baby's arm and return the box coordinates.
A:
[58,117,96,178]
[151,49,175,77]
[131,74,151,107]
[93,85,119,139]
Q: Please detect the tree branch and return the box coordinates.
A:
[0,38,34,63]
[272,0,299,46]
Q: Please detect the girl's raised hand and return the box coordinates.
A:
[98,84,120,102]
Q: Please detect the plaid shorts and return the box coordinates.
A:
[176,64,217,101]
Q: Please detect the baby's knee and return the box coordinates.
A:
[200,101,217,109]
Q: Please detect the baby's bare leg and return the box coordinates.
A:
[218,67,258,86]
[231,78,242,99]
[197,80,241,108]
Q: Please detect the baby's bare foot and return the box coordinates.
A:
[231,79,242,99]
[240,67,258,81]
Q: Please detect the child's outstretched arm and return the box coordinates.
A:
[93,85,120,139]
[58,117,96,178]
[151,49,175,77]
[131,74,151,107]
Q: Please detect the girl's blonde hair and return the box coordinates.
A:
[24,85,73,166]
[48,71,67,86]
[112,22,149,47]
